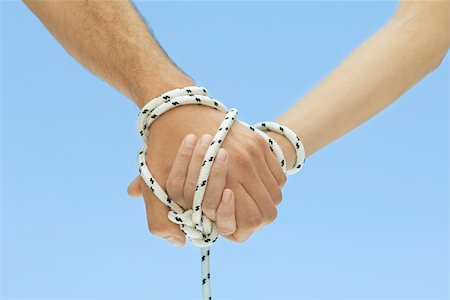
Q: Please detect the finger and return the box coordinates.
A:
[244,171,278,227]
[264,141,287,189]
[141,180,186,247]
[255,157,283,205]
[165,134,197,206]
[183,134,213,202]
[231,184,263,243]
[215,188,236,236]
[201,148,229,221]
[127,175,143,198]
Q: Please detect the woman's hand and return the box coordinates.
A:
[165,133,237,244]
[129,133,237,247]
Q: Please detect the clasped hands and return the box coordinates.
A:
[127,103,296,247]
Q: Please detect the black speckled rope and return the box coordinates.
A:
[136,86,305,300]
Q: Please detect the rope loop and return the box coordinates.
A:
[136,86,306,300]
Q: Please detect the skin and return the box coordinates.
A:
[128,0,450,245]
[24,1,449,247]
[24,0,286,246]
[166,134,237,237]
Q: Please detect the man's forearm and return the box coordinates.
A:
[24,0,193,108]
[272,1,450,167]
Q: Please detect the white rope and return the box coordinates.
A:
[136,86,305,300]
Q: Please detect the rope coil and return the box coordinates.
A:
[136,86,305,299]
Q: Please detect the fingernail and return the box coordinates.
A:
[167,237,183,247]
[223,189,232,203]
[183,134,196,147]
[200,134,212,146]
[217,148,227,162]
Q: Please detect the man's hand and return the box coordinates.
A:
[128,104,287,245]
[23,0,291,246]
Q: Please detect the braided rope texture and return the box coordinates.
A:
[137,86,305,300]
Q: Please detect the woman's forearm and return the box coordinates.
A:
[24,0,193,108]
[270,1,449,168]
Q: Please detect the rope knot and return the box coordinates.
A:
[168,209,218,247]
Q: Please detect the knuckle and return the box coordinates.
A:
[273,188,283,205]
[255,134,268,147]
[210,162,225,177]
[279,173,287,186]
[148,222,169,236]
[202,202,217,220]
[191,151,205,164]
[246,214,262,228]
[221,229,235,236]
[234,151,252,168]
[178,150,193,162]
[183,182,196,200]
[264,206,278,224]
[232,232,249,243]
[166,176,184,194]
[246,141,260,157]
[218,226,234,236]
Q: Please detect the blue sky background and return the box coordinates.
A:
[1,1,448,300]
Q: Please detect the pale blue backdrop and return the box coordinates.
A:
[1,1,448,300]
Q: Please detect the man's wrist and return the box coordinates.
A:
[134,74,194,109]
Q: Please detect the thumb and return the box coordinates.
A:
[127,175,143,198]
[140,178,186,247]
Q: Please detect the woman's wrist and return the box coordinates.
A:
[265,131,297,170]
